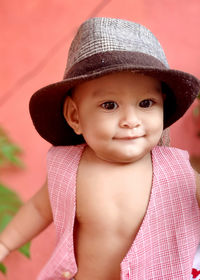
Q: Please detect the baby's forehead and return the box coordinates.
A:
[71,71,162,100]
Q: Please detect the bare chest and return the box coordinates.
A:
[76,157,153,241]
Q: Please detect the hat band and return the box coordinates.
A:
[64,51,168,80]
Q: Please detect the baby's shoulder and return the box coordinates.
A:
[47,144,86,160]
[153,145,189,163]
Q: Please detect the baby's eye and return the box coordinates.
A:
[101,101,118,110]
[139,99,154,108]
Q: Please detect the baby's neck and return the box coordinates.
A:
[83,145,152,168]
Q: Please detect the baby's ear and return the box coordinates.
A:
[63,96,82,135]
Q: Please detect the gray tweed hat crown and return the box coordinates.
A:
[29,17,200,146]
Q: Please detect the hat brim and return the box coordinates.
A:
[29,51,200,146]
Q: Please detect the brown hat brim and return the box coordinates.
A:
[29,51,200,146]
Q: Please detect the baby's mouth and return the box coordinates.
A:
[113,135,143,140]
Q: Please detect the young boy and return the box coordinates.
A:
[0,17,200,280]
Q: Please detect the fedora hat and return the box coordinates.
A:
[29,17,200,146]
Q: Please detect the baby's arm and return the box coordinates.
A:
[0,180,53,261]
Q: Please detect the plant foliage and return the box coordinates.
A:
[0,128,30,275]
[0,128,23,167]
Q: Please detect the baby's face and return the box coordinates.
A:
[64,72,164,163]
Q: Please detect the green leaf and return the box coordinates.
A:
[0,184,22,224]
[18,242,31,258]
[0,184,22,200]
[0,128,23,167]
[0,214,12,232]
[0,263,6,275]
[1,144,23,166]
[193,106,200,117]
[0,184,31,260]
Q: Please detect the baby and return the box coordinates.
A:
[0,17,200,280]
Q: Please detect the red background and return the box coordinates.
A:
[0,0,200,278]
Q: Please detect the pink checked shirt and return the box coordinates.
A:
[37,144,200,280]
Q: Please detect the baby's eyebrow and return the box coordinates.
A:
[92,89,115,99]
[147,84,162,94]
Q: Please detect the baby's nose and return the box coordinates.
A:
[119,108,141,129]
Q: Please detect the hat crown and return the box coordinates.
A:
[65,17,169,75]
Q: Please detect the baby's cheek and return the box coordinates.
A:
[150,113,163,129]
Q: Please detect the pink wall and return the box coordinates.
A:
[0,0,200,279]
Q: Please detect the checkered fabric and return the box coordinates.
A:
[37,145,200,280]
[65,17,169,77]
